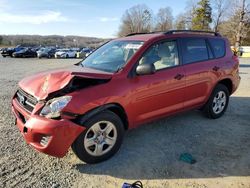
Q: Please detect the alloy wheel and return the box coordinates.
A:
[84,121,117,156]
[212,91,227,114]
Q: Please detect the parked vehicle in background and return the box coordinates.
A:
[1,48,15,57]
[12,48,37,58]
[31,46,42,52]
[239,46,250,57]
[1,45,24,57]
[0,48,6,55]
[12,30,240,164]
[76,48,93,58]
[55,49,77,58]
[37,48,56,58]
[71,47,81,52]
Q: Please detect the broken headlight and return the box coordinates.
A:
[40,96,72,118]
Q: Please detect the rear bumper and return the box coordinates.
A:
[12,98,85,157]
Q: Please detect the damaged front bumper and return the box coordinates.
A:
[12,98,85,157]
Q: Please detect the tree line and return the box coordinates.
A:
[0,35,108,48]
[118,0,250,47]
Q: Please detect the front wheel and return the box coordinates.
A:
[203,84,229,119]
[72,110,124,164]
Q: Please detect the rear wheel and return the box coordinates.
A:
[203,84,229,119]
[72,110,124,164]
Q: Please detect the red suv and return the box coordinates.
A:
[12,30,240,163]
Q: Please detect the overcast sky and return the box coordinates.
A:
[0,0,187,38]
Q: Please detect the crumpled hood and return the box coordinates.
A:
[19,66,112,100]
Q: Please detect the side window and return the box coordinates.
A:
[182,38,209,64]
[209,39,225,58]
[139,41,179,71]
[207,43,214,59]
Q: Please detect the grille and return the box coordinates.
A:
[15,88,38,113]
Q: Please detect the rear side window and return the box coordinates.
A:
[182,38,208,64]
[209,39,225,58]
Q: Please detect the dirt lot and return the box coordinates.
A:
[0,57,249,188]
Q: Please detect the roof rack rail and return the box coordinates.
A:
[126,31,163,37]
[126,32,148,37]
[165,30,221,37]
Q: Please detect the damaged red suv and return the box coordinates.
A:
[12,30,240,163]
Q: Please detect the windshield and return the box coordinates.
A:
[80,40,144,72]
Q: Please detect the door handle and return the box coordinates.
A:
[174,74,184,80]
[213,66,220,71]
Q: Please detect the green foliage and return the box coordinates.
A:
[192,0,212,30]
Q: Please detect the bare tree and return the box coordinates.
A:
[118,4,153,37]
[172,0,198,30]
[185,0,199,29]
[235,0,249,48]
[212,0,229,32]
[155,7,173,31]
[216,0,249,46]
[174,13,187,29]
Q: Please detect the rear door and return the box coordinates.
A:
[180,37,221,108]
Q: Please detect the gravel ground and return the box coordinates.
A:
[0,57,249,188]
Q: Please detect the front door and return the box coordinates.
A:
[128,40,186,124]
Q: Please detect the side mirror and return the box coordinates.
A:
[136,64,156,75]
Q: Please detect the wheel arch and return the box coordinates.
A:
[202,78,233,110]
[74,103,129,130]
[217,78,233,95]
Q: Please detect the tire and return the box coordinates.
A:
[203,84,229,119]
[66,54,69,58]
[2,55,6,58]
[72,110,124,164]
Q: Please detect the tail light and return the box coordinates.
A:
[232,54,239,65]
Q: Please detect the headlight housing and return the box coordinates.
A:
[40,96,72,118]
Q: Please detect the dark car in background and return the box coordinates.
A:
[1,45,25,57]
[12,48,37,58]
[1,48,15,57]
[37,48,56,58]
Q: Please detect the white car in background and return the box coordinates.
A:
[54,49,77,58]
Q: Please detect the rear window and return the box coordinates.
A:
[209,39,225,58]
[182,38,208,64]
